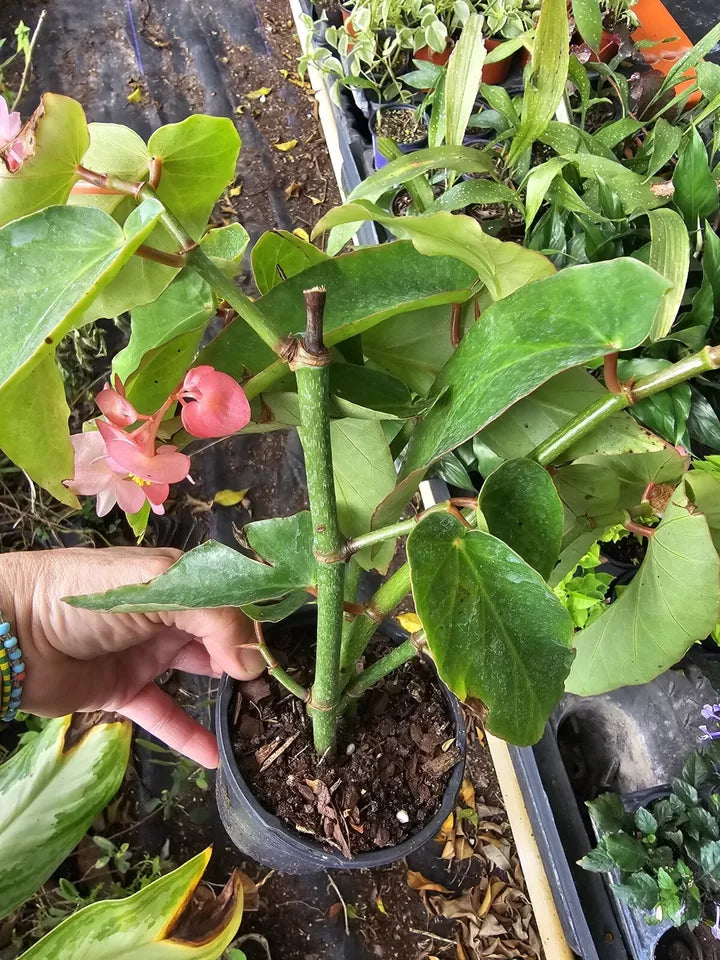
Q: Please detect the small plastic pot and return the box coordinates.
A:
[415,40,453,66]
[215,623,466,874]
[483,36,516,84]
[370,103,428,169]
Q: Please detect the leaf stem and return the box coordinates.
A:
[344,517,417,557]
[338,638,419,714]
[247,622,310,702]
[531,346,720,467]
[294,288,346,755]
[339,563,412,686]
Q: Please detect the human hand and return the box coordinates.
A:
[0,547,264,767]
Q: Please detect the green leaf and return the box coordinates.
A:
[553,464,621,519]
[241,592,308,623]
[251,229,329,295]
[114,270,215,414]
[407,511,574,745]
[148,115,241,239]
[316,145,495,252]
[329,365,421,420]
[701,840,720,877]
[508,0,569,164]
[525,158,567,228]
[655,21,720,101]
[647,208,691,340]
[593,117,643,152]
[644,119,682,180]
[682,750,713,789]
[635,808,658,837]
[703,223,720,311]
[477,367,664,463]
[655,795,685,826]
[0,355,77,507]
[562,153,664,215]
[605,833,649,872]
[578,842,616,873]
[618,359,692,446]
[329,419,396,572]
[478,458,563,579]
[567,488,720,696]
[587,792,632,832]
[673,129,719,227]
[611,873,660,911]
[16,849,243,959]
[444,13,486,148]
[686,470,720,552]
[200,223,250,278]
[428,180,523,217]
[0,94,89,227]
[127,501,151,542]
[70,122,150,217]
[200,242,476,381]
[688,806,719,840]
[66,513,318,612]
[657,867,682,922]
[0,715,130,919]
[571,0,601,50]
[672,777,699,806]
[315,202,555,301]
[401,259,669,483]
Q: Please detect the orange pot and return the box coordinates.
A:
[415,42,453,66]
[631,0,699,106]
[482,36,516,85]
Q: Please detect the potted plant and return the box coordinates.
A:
[369,103,429,168]
[579,739,720,949]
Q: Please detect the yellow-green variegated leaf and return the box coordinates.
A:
[17,848,244,959]
[0,714,131,919]
[647,208,690,341]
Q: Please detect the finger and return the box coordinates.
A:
[119,683,219,768]
[170,640,220,677]
[166,607,265,680]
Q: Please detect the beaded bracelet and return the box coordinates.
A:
[0,612,24,721]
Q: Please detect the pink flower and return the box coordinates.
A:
[97,420,191,485]
[178,366,251,439]
[95,376,140,428]
[66,432,170,516]
[0,97,24,172]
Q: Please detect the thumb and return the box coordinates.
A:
[165,606,265,681]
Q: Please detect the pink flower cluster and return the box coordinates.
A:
[66,366,250,516]
[0,97,24,172]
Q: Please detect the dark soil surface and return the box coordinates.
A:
[233,630,458,855]
[372,107,428,145]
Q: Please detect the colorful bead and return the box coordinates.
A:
[3,635,16,650]
[0,622,10,637]
[0,611,23,721]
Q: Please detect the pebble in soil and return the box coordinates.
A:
[233,636,459,857]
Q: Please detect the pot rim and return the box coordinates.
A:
[216,645,466,868]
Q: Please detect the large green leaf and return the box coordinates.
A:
[508,0,569,164]
[148,115,241,239]
[0,94,89,227]
[0,354,78,507]
[115,270,215,414]
[561,153,664,215]
[571,0,602,50]
[575,448,686,509]
[566,489,720,695]
[0,714,130,920]
[320,145,495,252]
[17,848,243,959]
[445,13,486,148]
[199,241,476,382]
[329,419,396,572]
[672,128,719,227]
[407,511,574,744]
[67,513,317,612]
[647,209,690,340]
[479,459,564,579]
[329,365,422,420]
[200,223,250,278]
[314,202,555,301]
[251,230,329,295]
[0,201,163,394]
[477,367,665,463]
[402,259,669,481]
[70,122,150,216]
[686,469,720,552]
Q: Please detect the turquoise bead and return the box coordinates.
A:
[0,622,10,637]
[3,636,17,650]
[8,648,21,661]
[11,662,23,674]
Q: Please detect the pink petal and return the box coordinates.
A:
[95,484,120,517]
[96,383,139,427]
[65,432,114,495]
[180,366,251,438]
[114,478,148,514]
[144,482,170,515]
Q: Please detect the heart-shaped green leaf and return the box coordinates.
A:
[407,511,574,745]
[252,229,329,294]
[479,458,564,579]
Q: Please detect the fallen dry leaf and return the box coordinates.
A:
[274,139,298,152]
[229,185,243,198]
[459,778,475,809]
[396,612,423,633]
[246,86,272,99]
[292,227,310,241]
[285,180,302,198]
[406,870,452,895]
[126,87,142,103]
[213,488,248,507]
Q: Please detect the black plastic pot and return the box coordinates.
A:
[370,103,428,169]
[215,625,466,873]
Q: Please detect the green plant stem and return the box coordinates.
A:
[345,517,417,557]
[531,346,720,467]
[338,639,418,714]
[294,289,346,755]
[251,624,310,702]
[339,563,412,685]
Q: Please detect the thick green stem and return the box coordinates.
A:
[294,289,346,755]
[345,517,417,558]
[339,563,412,686]
[532,346,720,467]
[338,639,418,714]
